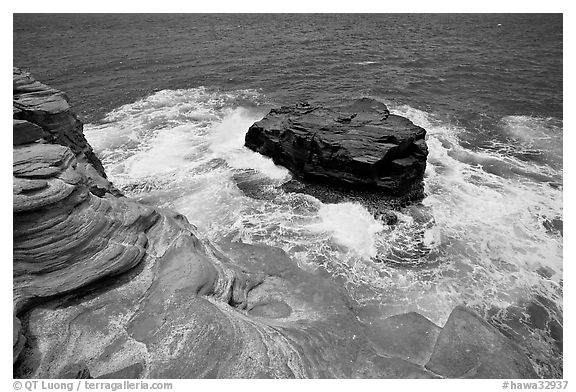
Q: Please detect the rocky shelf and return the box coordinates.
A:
[13,68,537,379]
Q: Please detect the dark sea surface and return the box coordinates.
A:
[14,13,563,378]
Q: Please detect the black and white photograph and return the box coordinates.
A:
[11,6,566,386]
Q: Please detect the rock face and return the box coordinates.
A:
[245,99,428,199]
[13,67,115,196]
[13,69,536,379]
[366,312,441,366]
[425,306,539,378]
[13,142,156,312]
[13,67,156,366]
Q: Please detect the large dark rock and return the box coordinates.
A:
[425,306,538,378]
[245,99,428,199]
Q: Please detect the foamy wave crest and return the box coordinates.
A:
[208,108,289,180]
[307,202,384,260]
[84,87,287,193]
[85,87,261,154]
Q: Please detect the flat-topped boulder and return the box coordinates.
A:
[245,98,428,198]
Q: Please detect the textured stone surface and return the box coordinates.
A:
[13,67,117,196]
[13,316,26,364]
[13,119,48,145]
[245,99,428,198]
[98,363,144,379]
[13,142,157,313]
[15,221,439,378]
[13,68,105,176]
[58,363,92,379]
[366,312,441,366]
[425,306,538,378]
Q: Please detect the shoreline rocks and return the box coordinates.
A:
[13,67,117,197]
[425,306,538,378]
[245,99,428,203]
[13,68,537,379]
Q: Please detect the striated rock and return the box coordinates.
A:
[351,352,439,379]
[13,67,116,196]
[13,142,158,314]
[425,306,538,378]
[15,219,438,378]
[13,68,103,173]
[245,99,428,199]
[13,119,48,146]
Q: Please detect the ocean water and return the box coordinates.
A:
[14,14,563,378]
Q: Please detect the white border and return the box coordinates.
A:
[5,5,573,390]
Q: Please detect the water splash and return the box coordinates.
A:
[208,108,289,180]
[307,202,384,260]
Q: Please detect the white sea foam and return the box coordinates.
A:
[208,108,289,180]
[384,105,563,317]
[85,88,288,189]
[501,115,562,144]
[307,202,384,260]
[499,115,563,169]
[84,88,295,242]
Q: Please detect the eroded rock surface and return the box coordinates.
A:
[13,67,115,196]
[245,99,428,201]
[366,312,441,366]
[425,306,538,378]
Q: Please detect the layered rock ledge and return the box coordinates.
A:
[13,69,537,379]
[245,99,428,202]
